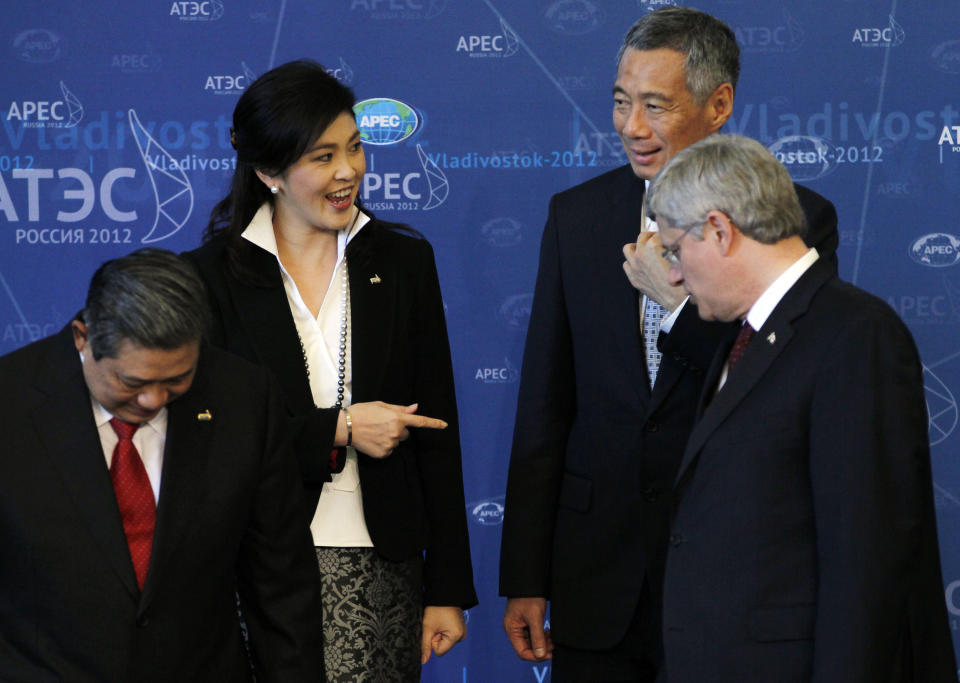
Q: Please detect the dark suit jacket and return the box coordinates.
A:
[0,326,324,683]
[186,221,477,609]
[663,258,955,682]
[498,164,838,649]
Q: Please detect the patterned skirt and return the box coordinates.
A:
[316,547,423,682]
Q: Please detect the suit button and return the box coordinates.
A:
[645,421,658,433]
[137,616,149,628]
[641,487,660,502]
[670,533,685,547]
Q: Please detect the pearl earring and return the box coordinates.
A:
[270,186,278,195]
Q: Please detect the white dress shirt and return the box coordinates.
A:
[242,203,374,547]
[716,248,820,391]
[92,398,166,503]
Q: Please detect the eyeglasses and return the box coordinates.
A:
[660,221,702,266]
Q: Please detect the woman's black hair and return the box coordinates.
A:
[203,60,361,281]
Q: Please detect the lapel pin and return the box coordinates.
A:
[197,409,213,422]
[766,332,776,345]
[369,274,382,284]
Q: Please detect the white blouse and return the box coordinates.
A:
[242,203,373,547]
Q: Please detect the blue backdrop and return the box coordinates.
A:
[3,1,959,680]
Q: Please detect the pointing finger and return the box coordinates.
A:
[402,414,448,430]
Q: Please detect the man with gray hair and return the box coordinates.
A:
[500,7,837,681]
[0,248,324,682]
[650,134,954,681]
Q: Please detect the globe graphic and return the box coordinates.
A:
[354,99,418,145]
[910,234,960,267]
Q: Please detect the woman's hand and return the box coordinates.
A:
[335,402,446,458]
[421,606,466,664]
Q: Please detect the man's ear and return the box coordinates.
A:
[71,319,88,353]
[705,82,734,133]
[705,209,736,256]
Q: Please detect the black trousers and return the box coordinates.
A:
[552,579,665,683]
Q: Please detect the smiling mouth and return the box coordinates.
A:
[326,188,353,208]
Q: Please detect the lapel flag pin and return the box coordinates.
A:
[767,332,776,345]
[369,274,382,284]
[197,409,213,422]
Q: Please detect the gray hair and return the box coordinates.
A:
[617,7,740,104]
[647,134,806,244]
[82,248,209,359]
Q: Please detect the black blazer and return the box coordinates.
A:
[663,258,956,682]
[498,164,838,649]
[187,220,477,608]
[0,326,324,683]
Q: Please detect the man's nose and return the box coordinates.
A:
[137,385,168,411]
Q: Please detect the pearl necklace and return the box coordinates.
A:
[295,208,359,409]
[334,259,349,409]
[296,257,350,409]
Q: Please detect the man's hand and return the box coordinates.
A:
[623,232,686,311]
[421,606,467,664]
[335,402,446,458]
[503,597,553,662]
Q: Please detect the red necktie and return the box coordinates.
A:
[109,417,156,590]
[726,323,756,372]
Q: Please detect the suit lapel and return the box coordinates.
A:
[226,245,315,413]
[676,260,835,485]
[348,227,396,401]
[139,350,216,610]
[33,327,140,598]
[597,166,649,403]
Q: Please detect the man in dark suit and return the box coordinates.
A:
[499,7,838,682]
[649,132,955,682]
[0,248,324,682]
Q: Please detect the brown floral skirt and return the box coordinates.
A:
[315,547,423,682]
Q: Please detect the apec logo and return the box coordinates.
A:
[735,10,804,53]
[204,71,250,96]
[354,98,419,146]
[12,29,62,64]
[0,109,194,245]
[946,580,960,615]
[457,18,519,58]
[939,125,960,155]
[111,53,163,74]
[637,0,678,11]
[768,136,834,181]
[470,500,504,526]
[887,277,960,326]
[6,82,83,129]
[475,358,520,384]
[360,145,448,212]
[350,0,447,20]
[852,15,904,47]
[170,0,224,21]
[909,234,960,268]
[481,217,523,247]
[499,293,533,329]
[544,0,605,36]
[930,40,960,74]
[326,57,355,85]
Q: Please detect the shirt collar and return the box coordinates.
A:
[91,396,167,436]
[745,248,819,331]
[241,202,370,264]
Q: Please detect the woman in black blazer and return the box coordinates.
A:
[186,60,476,682]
